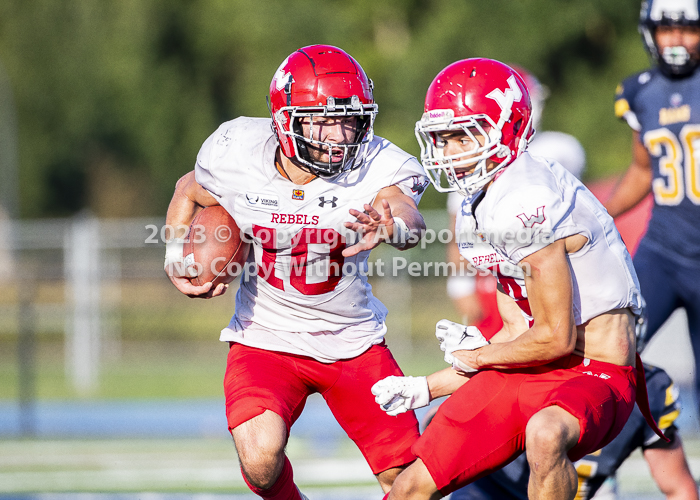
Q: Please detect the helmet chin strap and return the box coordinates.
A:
[517,114,534,155]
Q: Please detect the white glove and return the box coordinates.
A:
[371,376,430,416]
[435,319,489,373]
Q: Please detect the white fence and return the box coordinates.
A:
[1,212,451,396]
[1,211,693,400]
[3,215,166,395]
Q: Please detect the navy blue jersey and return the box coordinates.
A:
[451,365,680,500]
[614,67,700,262]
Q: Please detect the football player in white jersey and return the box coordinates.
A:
[444,64,587,336]
[371,59,667,500]
[163,45,427,499]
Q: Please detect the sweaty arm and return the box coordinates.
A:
[453,238,577,370]
[164,170,226,298]
[604,131,653,218]
[343,184,426,257]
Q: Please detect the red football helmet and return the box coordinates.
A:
[415,58,534,195]
[268,45,378,176]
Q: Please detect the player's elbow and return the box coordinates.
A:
[175,171,195,190]
[539,323,577,359]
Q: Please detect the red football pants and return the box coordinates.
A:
[413,355,636,495]
[224,342,420,474]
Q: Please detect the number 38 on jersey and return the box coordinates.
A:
[645,125,700,205]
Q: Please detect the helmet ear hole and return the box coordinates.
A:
[355,116,372,142]
[513,119,522,136]
[291,117,312,162]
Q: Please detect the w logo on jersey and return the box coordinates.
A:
[516,206,546,228]
[486,75,523,117]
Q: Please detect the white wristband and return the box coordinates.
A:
[164,239,184,270]
[388,216,410,249]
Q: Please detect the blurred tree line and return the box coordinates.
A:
[0,0,648,218]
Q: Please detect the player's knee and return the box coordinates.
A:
[376,467,402,491]
[234,432,285,467]
[388,460,438,500]
[231,414,287,486]
[236,439,285,489]
[390,473,420,499]
[240,463,279,490]
[525,412,571,459]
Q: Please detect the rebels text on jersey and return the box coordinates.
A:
[194,117,427,362]
[615,67,700,262]
[455,152,644,326]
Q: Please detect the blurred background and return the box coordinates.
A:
[0,1,696,499]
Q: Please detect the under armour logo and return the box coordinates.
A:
[318,196,338,208]
[516,206,546,228]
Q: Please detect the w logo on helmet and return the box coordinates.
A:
[273,56,294,91]
[516,206,546,228]
[486,75,523,114]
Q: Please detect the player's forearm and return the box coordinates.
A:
[488,324,524,344]
[604,163,653,218]
[391,205,426,250]
[469,324,576,370]
[166,183,202,240]
[426,367,472,399]
[476,240,576,368]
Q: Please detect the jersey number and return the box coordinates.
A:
[252,225,345,296]
[644,125,700,205]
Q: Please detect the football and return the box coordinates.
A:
[183,205,250,287]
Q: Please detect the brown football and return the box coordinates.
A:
[183,205,250,287]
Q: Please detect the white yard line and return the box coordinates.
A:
[2,437,699,497]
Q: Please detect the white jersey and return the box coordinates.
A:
[194,117,428,362]
[454,152,643,326]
